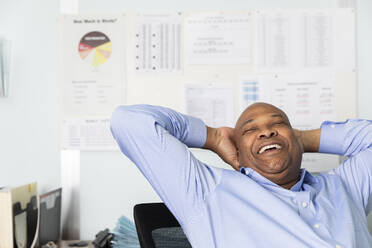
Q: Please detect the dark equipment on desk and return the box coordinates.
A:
[93,229,114,248]
[39,188,62,246]
[68,241,89,247]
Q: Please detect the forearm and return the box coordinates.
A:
[111,106,221,220]
[203,126,219,151]
[298,129,321,153]
[111,104,206,149]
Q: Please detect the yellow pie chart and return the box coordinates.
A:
[78,31,112,67]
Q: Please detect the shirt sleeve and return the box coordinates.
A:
[110,104,222,224]
[319,119,372,214]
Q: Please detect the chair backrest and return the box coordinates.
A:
[133,203,191,248]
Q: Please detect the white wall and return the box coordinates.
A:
[0,0,60,193]
[1,0,372,241]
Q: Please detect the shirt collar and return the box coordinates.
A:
[240,167,316,192]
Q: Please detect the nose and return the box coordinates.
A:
[259,128,278,139]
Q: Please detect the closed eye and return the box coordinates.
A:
[242,128,257,135]
[273,121,286,126]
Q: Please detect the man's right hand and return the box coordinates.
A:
[203,126,240,171]
[293,128,321,153]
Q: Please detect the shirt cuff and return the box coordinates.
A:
[185,115,207,148]
[319,120,346,155]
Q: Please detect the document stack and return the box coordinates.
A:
[112,216,140,248]
[0,182,38,248]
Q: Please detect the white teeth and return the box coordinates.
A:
[259,144,282,154]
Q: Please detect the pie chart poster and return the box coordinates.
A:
[59,15,126,119]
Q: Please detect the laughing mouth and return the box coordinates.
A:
[258,144,282,154]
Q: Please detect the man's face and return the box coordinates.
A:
[234,103,303,187]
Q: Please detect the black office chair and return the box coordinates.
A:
[133,203,192,248]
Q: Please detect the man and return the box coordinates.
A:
[110,103,372,247]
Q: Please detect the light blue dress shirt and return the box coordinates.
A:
[110,104,372,248]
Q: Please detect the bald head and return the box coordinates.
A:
[235,103,290,131]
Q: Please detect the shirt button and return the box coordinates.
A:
[335,245,341,248]
[330,124,335,128]
[314,224,320,228]
[301,202,308,208]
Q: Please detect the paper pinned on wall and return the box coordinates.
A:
[61,118,118,151]
[185,12,253,65]
[255,10,294,71]
[256,9,333,71]
[60,14,126,119]
[134,13,183,73]
[239,73,338,172]
[271,74,336,129]
[256,9,355,72]
[302,10,333,68]
[59,15,126,150]
[185,84,235,128]
[239,78,260,115]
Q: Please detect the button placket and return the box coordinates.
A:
[295,191,313,220]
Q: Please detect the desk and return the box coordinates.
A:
[57,240,94,248]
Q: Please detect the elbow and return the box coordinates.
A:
[110,104,150,135]
[110,105,132,136]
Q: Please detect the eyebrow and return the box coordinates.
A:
[239,113,284,129]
